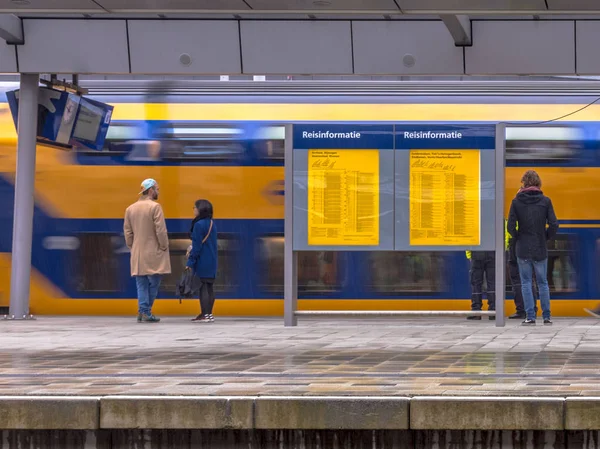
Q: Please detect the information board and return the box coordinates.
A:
[292,124,495,252]
[409,149,480,246]
[308,149,380,246]
[292,124,395,251]
[395,124,496,251]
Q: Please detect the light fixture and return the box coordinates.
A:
[403,54,416,68]
[11,0,31,4]
[179,53,192,66]
[313,0,332,6]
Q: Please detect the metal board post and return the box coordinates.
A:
[284,124,298,326]
[495,123,506,327]
[8,73,39,320]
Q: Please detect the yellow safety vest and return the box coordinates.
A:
[466,220,511,260]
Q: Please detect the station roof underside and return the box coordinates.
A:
[4,0,600,16]
[3,1,600,77]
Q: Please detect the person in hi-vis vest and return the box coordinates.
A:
[466,220,537,320]
[466,248,495,320]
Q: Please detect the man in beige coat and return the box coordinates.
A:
[124,178,171,322]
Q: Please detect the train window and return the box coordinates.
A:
[98,122,144,153]
[155,123,245,160]
[255,236,340,293]
[160,233,239,296]
[547,234,577,293]
[299,251,340,292]
[596,240,600,294]
[508,235,578,293]
[124,140,162,161]
[106,122,144,141]
[368,252,444,293]
[505,126,581,161]
[215,236,239,292]
[252,125,285,160]
[76,233,121,292]
[255,237,283,292]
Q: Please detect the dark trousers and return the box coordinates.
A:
[470,252,495,311]
[508,259,525,315]
[198,278,216,316]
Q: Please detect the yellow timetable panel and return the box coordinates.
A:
[409,149,480,246]
[308,149,379,246]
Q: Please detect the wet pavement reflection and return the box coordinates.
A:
[1,317,600,396]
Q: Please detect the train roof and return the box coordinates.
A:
[3,80,600,104]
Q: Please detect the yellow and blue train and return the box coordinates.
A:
[0,81,596,316]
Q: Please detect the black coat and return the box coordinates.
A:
[507,187,559,261]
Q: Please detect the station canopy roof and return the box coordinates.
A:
[2,0,600,78]
[3,0,600,18]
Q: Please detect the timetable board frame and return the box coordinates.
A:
[284,123,506,327]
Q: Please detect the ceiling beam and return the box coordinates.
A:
[0,14,23,44]
[440,14,471,46]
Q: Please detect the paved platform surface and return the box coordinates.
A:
[2,317,600,397]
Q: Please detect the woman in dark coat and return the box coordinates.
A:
[507,170,558,326]
[186,199,218,323]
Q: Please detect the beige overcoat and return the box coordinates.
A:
[124,197,171,276]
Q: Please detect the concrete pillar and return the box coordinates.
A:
[8,73,39,319]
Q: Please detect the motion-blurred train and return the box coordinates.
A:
[0,80,596,316]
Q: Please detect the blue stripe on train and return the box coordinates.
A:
[0,175,597,301]
[25,218,600,301]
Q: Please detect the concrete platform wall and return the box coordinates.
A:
[5,396,600,432]
[3,397,600,448]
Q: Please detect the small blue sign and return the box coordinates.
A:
[293,124,394,149]
[395,124,495,149]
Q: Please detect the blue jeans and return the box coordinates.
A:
[135,275,162,316]
[517,258,551,320]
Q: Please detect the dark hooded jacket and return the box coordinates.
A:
[507,187,559,261]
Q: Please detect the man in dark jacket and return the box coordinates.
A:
[507,170,559,326]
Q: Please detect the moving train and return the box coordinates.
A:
[0,80,596,316]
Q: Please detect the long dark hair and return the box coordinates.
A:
[190,199,213,235]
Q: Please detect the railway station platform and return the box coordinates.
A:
[2,317,600,448]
